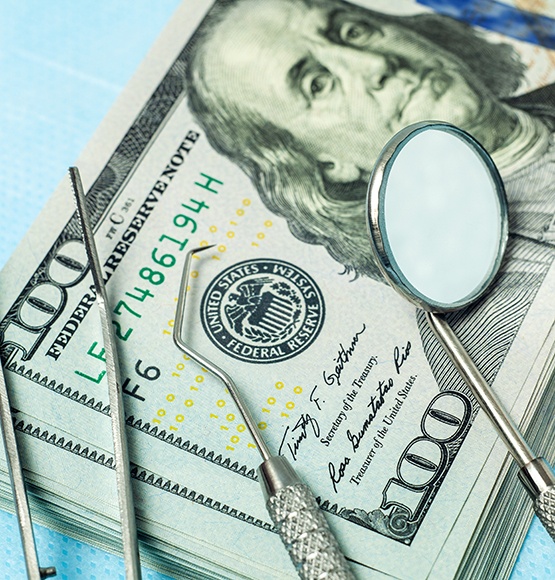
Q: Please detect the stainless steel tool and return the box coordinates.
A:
[174,246,355,580]
[366,121,555,541]
[0,362,56,579]
[70,167,142,578]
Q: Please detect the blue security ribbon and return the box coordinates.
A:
[417,0,555,49]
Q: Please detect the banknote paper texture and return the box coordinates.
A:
[1,0,555,578]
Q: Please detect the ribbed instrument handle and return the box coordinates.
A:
[258,456,355,579]
[267,483,355,579]
[535,487,555,541]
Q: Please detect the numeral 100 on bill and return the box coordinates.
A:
[381,391,472,541]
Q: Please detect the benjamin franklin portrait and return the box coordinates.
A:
[184,0,555,284]
[182,0,555,400]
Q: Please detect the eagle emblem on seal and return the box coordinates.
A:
[224,278,302,343]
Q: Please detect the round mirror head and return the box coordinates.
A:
[367,122,508,312]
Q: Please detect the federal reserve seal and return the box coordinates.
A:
[200,259,325,363]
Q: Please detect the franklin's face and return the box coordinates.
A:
[200,0,510,181]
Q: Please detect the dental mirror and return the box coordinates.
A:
[368,121,507,312]
[366,121,555,541]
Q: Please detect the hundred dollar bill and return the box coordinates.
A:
[2,0,555,578]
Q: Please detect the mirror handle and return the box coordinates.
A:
[425,312,535,467]
[426,312,555,543]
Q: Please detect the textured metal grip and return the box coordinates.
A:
[266,483,355,579]
[518,458,555,543]
[535,487,555,541]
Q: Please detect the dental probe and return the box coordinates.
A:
[174,246,355,580]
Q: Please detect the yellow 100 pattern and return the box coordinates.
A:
[151,347,305,453]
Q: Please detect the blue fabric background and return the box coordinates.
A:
[0,1,553,578]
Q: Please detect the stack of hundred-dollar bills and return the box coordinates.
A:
[1,1,555,578]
